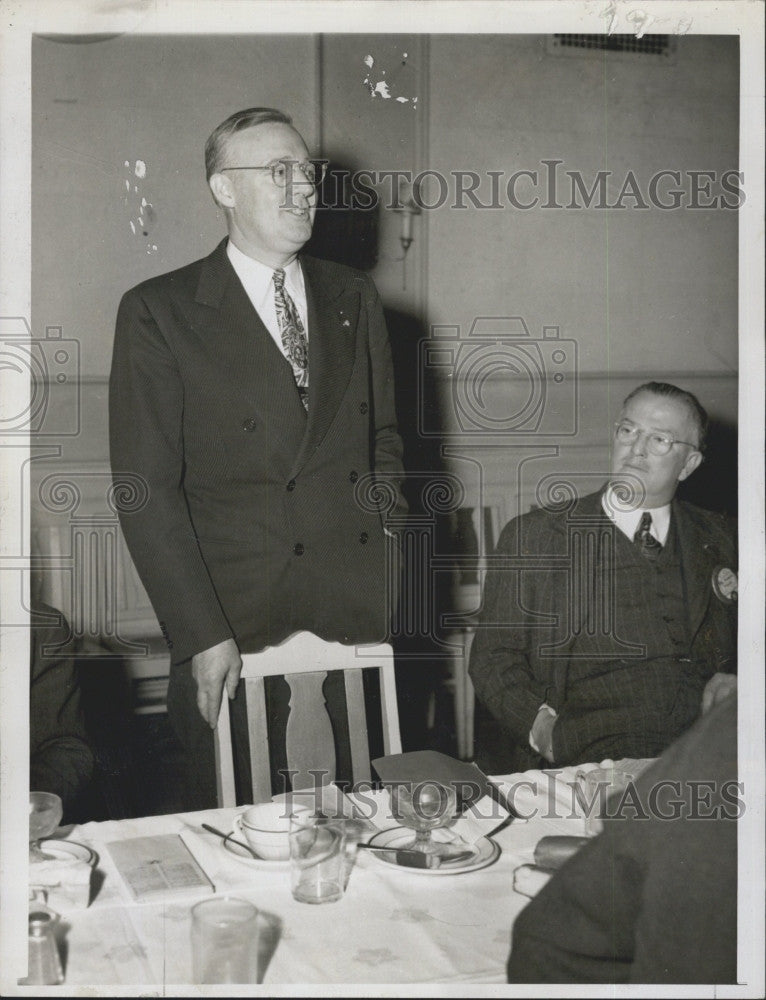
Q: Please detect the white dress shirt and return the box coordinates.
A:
[226,240,309,357]
[601,485,671,545]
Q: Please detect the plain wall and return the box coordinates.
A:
[32,33,319,377]
[426,34,738,374]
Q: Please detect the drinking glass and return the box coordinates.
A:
[190,896,260,984]
[576,766,635,836]
[389,781,457,854]
[289,814,348,904]
[29,792,63,861]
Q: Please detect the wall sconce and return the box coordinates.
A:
[393,187,421,290]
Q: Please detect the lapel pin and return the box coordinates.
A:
[711,565,737,604]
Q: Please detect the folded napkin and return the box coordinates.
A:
[502,757,656,821]
[29,853,92,910]
[501,765,596,820]
[372,750,496,808]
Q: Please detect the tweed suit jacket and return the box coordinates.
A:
[109,241,406,665]
[469,489,737,766]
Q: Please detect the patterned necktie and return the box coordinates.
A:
[634,511,662,560]
[273,268,309,410]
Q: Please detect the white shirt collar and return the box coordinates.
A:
[226,240,305,309]
[601,485,671,545]
[225,240,308,350]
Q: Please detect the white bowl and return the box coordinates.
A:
[234,802,310,860]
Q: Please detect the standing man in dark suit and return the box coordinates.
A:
[110,108,406,804]
[470,382,737,770]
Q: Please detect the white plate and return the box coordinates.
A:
[222,838,290,868]
[39,838,98,866]
[366,828,500,876]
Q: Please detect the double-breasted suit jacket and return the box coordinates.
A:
[109,241,407,668]
[469,489,737,767]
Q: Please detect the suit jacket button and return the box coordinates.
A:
[286,479,296,492]
[242,417,257,432]
[349,470,359,483]
[294,542,305,556]
[359,402,369,414]
[359,532,369,544]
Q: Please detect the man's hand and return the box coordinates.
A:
[530,705,557,764]
[701,672,737,715]
[191,638,243,729]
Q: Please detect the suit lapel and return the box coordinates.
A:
[194,241,307,466]
[290,256,359,476]
[551,491,721,642]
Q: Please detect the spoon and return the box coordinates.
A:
[201,822,264,860]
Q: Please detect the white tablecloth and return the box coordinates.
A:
[31,767,621,988]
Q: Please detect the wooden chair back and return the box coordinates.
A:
[213,631,401,806]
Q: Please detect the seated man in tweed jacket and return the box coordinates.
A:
[469,382,737,770]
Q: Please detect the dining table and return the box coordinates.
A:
[21,762,648,989]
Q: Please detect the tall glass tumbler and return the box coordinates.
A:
[576,766,635,836]
[190,896,259,984]
[289,815,348,904]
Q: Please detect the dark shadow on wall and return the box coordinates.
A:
[304,160,380,270]
[677,420,738,517]
[307,168,459,754]
[385,305,459,755]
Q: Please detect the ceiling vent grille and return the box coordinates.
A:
[549,34,676,60]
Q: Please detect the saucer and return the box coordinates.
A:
[366,828,500,875]
[38,838,98,866]
[222,838,290,868]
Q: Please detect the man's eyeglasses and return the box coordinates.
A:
[220,159,327,188]
[614,421,699,457]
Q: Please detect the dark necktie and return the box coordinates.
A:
[634,511,662,560]
[273,268,309,410]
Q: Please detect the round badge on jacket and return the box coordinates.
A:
[712,566,738,604]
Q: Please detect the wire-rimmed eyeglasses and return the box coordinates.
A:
[613,421,699,456]
[220,158,327,188]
